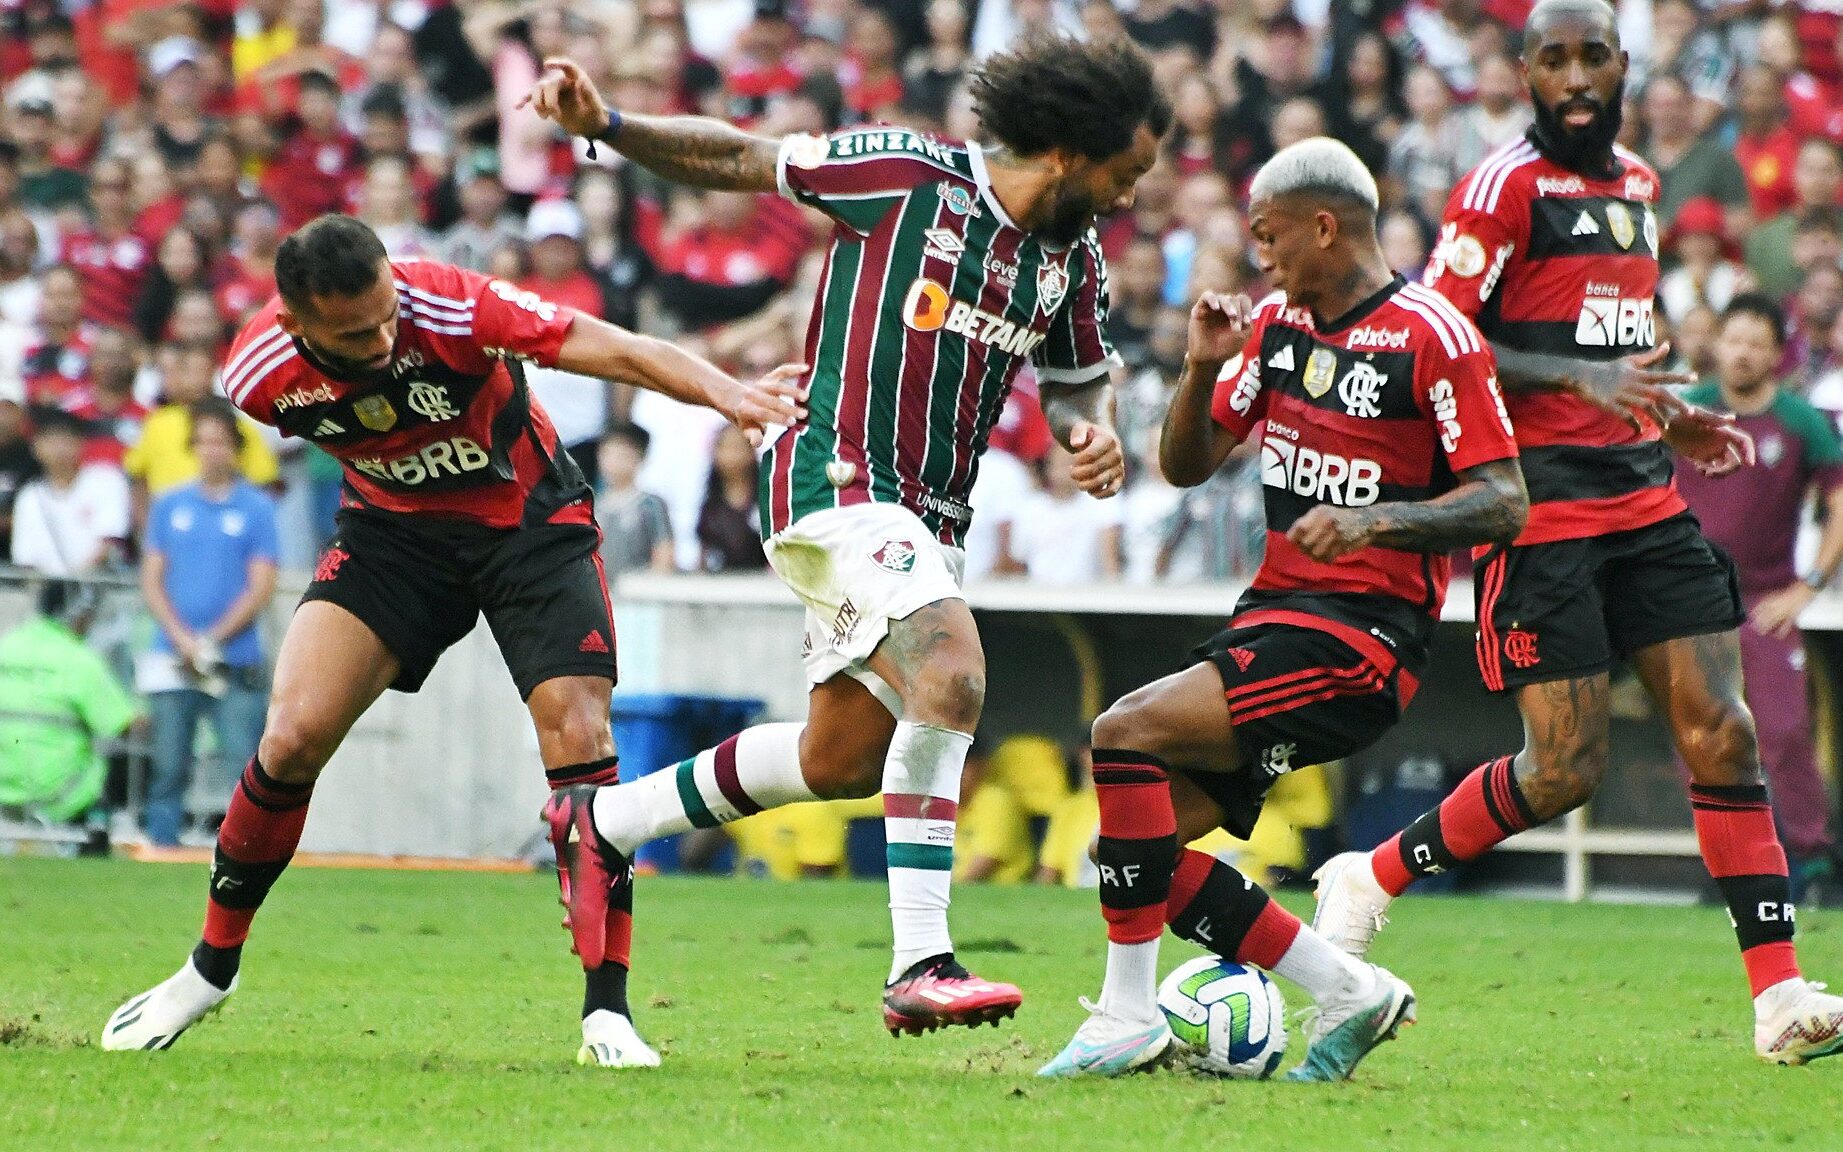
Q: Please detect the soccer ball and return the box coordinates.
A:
[1157,956,1287,1079]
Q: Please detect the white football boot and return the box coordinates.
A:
[1285,964,1416,1082]
[102,960,235,1051]
[1755,978,1843,1065]
[1037,998,1177,1078]
[1311,851,1393,959]
[578,1009,661,1068]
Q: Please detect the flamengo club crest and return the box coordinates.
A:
[353,395,397,431]
[407,380,460,422]
[1037,261,1069,315]
[871,539,917,575]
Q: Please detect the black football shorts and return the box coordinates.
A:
[301,506,617,698]
[1473,512,1743,692]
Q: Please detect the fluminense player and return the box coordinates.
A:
[1039,139,1529,1080]
[1310,0,1843,1065]
[522,33,1164,1036]
[101,214,804,1066]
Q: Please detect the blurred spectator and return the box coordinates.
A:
[259,69,361,231]
[1271,96,1329,154]
[653,191,803,331]
[575,167,652,334]
[1162,172,1230,307]
[1454,52,1533,173]
[1122,0,1213,55]
[1679,295,1843,891]
[1789,263,1843,387]
[1010,444,1124,583]
[9,89,83,212]
[0,579,136,834]
[1672,302,1722,383]
[1734,63,1803,222]
[1643,71,1750,233]
[840,7,904,123]
[1650,0,1734,134]
[595,423,675,577]
[902,0,971,124]
[1389,66,1469,225]
[61,158,153,331]
[520,199,606,319]
[1167,74,1230,178]
[133,227,214,345]
[129,154,187,266]
[1807,309,1843,431]
[125,342,279,507]
[65,326,147,469]
[147,36,216,170]
[435,155,523,274]
[1390,0,1488,99]
[1319,30,1406,179]
[344,22,451,173]
[1381,209,1434,280]
[1658,198,1748,325]
[1746,139,1843,299]
[192,134,254,227]
[354,156,435,259]
[11,409,129,575]
[21,265,90,406]
[480,1,575,202]
[1107,236,1168,371]
[696,424,766,573]
[0,208,40,327]
[216,200,283,330]
[0,379,41,558]
[139,400,278,847]
[167,290,230,355]
[964,386,1052,581]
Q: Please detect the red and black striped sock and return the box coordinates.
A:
[1692,784,1801,997]
[1093,749,1178,945]
[195,759,314,989]
[1372,756,1534,897]
[549,756,635,1018]
[1166,849,1301,967]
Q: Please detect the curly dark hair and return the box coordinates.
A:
[274,214,388,312]
[971,33,1172,161]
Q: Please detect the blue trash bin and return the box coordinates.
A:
[610,693,764,873]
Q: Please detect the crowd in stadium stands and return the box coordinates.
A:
[7,0,1843,854]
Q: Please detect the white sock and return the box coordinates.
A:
[1096,939,1162,1024]
[591,722,813,857]
[1271,924,1371,1002]
[882,721,972,981]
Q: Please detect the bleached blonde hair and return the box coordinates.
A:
[1248,137,1380,214]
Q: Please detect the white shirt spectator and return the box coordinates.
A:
[523,365,607,452]
[1010,480,1125,584]
[12,465,131,575]
[631,389,727,571]
[963,447,1034,581]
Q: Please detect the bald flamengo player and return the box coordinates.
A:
[1309,0,1843,1065]
[102,214,805,1067]
[522,33,1164,1036]
[1040,139,1528,1080]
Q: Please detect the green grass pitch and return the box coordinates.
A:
[3,856,1838,1151]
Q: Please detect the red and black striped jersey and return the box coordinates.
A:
[1210,278,1517,650]
[1424,131,1683,545]
[223,260,589,529]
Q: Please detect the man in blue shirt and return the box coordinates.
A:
[139,400,280,846]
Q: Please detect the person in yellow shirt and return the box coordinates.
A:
[958,735,1069,884]
[126,344,280,520]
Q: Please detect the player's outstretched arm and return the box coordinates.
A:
[1161,292,1255,487]
[1287,459,1529,563]
[1490,339,1696,431]
[1041,378,1125,498]
[520,57,780,193]
[553,315,806,446]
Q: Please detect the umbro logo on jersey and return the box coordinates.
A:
[315,418,346,436]
[1267,346,1295,371]
[1571,211,1600,236]
[923,228,964,262]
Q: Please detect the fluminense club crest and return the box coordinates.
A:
[870,539,917,575]
[1037,260,1069,314]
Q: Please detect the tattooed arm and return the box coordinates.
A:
[520,58,781,192]
[1286,458,1529,562]
[1490,339,1695,430]
[1040,377,1126,497]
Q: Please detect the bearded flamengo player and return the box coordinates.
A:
[1040,139,1528,1080]
[101,215,805,1066]
[1309,0,1843,1064]
[521,34,1161,1037]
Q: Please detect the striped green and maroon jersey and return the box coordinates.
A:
[762,127,1120,548]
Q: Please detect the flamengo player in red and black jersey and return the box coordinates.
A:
[523,35,1161,1038]
[101,215,806,1067]
[1041,139,1529,1081]
[1310,0,1843,1066]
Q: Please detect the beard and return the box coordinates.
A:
[1040,183,1100,247]
[302,339,393,386]
[1531,77,1627,174]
